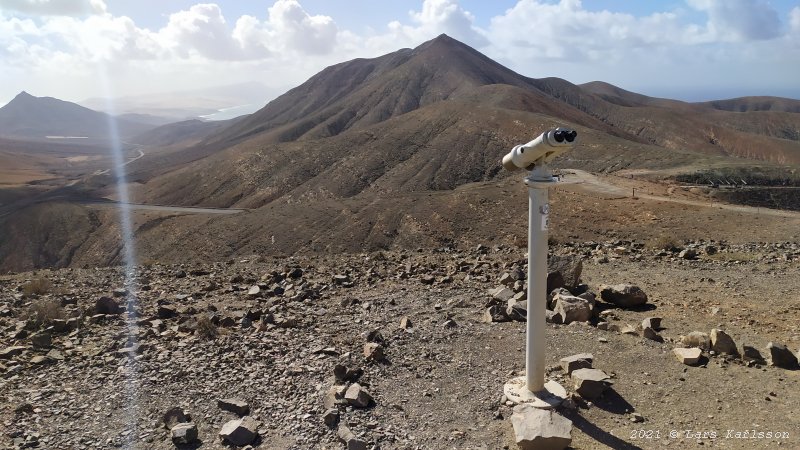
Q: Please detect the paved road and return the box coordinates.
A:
[93,144,145,176]
[564,169,800,219]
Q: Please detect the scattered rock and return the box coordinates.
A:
[599,284,648,307]
[399,316,413,330]
[157,305,178,319]
[710,329,738,355]
[30,355,50,364]
[363,342,385,361]
[547,255,583,292]
[554,295,591,324]
[217,398,250,416]
[641,317,662,330]
[642,327,663,342]
[95,296,123,315]
[323,385,347,409]
[766,342,799,369]
[510,403,572,450]
[680,332,711,350]
[545,310,563,324]
[619,324,638,335]
[333,363,363,383]
[673,347,702,366]
[741,345,766,365]
[247,285,261,297]
[337,424,368,450]
[219,416,259,446]
[442,318,458,328]
[344,383,373,408]
[560,353,593,375]
[506,300,527,322]
[679,249,697,260]
[489,286,515,302]
[171,422,199,445]
[571,368,612,399]
[1,346,27,359]
[322,408,340,427]
[30,332,52,348]
[483,305,510,323]
[163,406,190,429]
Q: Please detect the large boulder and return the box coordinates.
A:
[506,300,528,322]
[171,422,198,445]
[767,342,799,369]
[571,368,612,399]
[710,329,738,355]
[554,295,592,324]
[219,416,259,446]
[547,255,583,293]
[511,404,572,450]
[599,284,648,307]
[673,347,702,366]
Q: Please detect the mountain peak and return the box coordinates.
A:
[12,91,35,102]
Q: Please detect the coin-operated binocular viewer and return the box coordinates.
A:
[501,127,578,408]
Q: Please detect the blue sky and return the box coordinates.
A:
[1,0,799,105]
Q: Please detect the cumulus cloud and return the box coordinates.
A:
[0,0,106,16]
[264,0,337,54]
[383,0,487,48]
[687,0,781,41]
[488,0,688,62]
[0,0,798,103]
[157,4,241,60]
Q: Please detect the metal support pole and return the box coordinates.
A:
[526,184,548,392]
[525,164,551,393]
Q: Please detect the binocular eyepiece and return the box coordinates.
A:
[501,127,578,171]
[552,129,577,143]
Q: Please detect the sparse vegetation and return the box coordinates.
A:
[195,315,218,340]
[649,234,679,251]
[22,277,52,296]
[25,298,65,328]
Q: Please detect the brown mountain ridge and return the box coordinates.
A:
[1,34,799,271]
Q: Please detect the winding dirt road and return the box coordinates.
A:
[564,169,800,219]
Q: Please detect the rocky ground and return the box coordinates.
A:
[1,240,799,449]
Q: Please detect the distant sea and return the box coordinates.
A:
[200,104,261,121]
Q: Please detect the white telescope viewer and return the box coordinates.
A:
[501,127,577,408]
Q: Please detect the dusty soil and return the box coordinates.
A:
[1,241,798,449]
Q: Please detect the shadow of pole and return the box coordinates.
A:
[561,409,644,450]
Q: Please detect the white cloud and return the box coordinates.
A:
[0,0,798,104]
[687,0,781,41]
[381,0,487,49]
[157,4,241,60]
[488,0,689,63]
[0,0,106,16]
[264,0,338,55]
[790,7,800,32]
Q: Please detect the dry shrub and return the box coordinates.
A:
[26,298,65,328]
[22,278,52,296]
[650,235,679,251]
[195,315,218,340]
